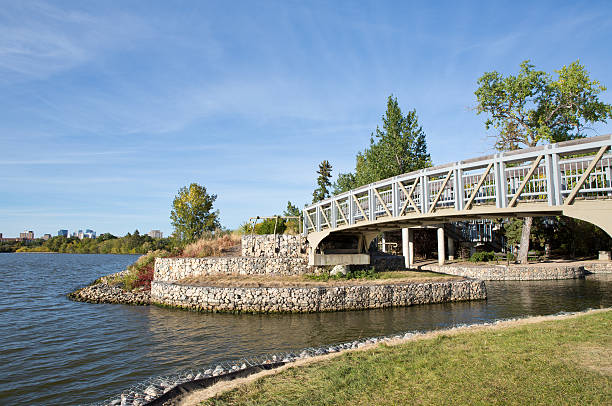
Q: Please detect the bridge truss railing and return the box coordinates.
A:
[304,135,612,233]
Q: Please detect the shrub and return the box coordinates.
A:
[116,249,172,291]
[240,218,287,235]
[469,251,496,262]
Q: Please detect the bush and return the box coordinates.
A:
[469,251,496,262]
[240,218,287,235]
[116,249,172,290]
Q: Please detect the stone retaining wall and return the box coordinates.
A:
[421,263,586,280]
[150,279,486,313]
[154,257,313,282]
[582,262,612,274]
[241,235,307,258]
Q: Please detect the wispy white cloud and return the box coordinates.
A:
[0,1,149,83]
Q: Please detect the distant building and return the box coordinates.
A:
[0,237,21,242]
[19,231,34,240]
[71,229,96,239]
[42,234,52,240]
[58,229,68,237]
[148,230,163,239]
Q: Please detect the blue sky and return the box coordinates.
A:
[1,0,611,237]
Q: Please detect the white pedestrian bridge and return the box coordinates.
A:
[303,134,612,266]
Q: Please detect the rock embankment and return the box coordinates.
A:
[68,271,150,305]
[421,262,587,280]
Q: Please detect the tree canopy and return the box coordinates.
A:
[334,95,431,194]
[475,60,612,263]
[170,183,220,243]
[475,60,612,150]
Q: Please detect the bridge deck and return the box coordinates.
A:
[305,135,612,234]
[303,135,612,262]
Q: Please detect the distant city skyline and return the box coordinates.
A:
[1,1,611,237]
[0,227,164,239]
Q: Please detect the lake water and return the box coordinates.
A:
[0,253,610,405]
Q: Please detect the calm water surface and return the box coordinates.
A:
[0,253,610,405]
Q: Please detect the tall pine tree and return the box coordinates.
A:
[333,95,431,193]
[312,160,333,203]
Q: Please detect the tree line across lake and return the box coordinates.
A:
[1,231,175,254]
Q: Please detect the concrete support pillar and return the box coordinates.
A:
[402,228,414,268]
[437,227,445,265]
[448,237,455,261]
[381,232,386,253]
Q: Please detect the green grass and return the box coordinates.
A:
[304,268,379,281]
[374,270,455,280]
[304,268,454,282]
[204,310,612,406]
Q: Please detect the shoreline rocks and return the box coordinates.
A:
[68,272,150,305]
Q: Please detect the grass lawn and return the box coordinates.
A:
[203,310,612,405]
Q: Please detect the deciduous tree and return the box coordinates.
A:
[170,183,220,243]
[475,60,612,263]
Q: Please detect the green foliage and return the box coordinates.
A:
[333,95,431,194]
[312,160,333,203]
[284,201,301,217]
[283,201,302,234]
[549,217,612,257]
[13,234,176,254]
[255,218,287,235]
[305,267,379,281]
[356,96,431,185]
[238,222,253,235]
[97,233,117,242]
[116,249,172,290]
[502,216,611,258]
[475,60,612,150]
[239,217,287,235]
[170,183,220,244]
[333,172,357,195]
[469,251,496,262]
[503,219,524,247]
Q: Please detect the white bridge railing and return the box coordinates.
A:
[304,134,612,234]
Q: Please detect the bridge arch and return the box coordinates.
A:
[304,135,612,266]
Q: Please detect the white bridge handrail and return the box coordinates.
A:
[304,134,612,234]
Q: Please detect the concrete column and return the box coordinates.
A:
[448,237,455,261]
[402,228,414,268]
[381,232,386,253]
[437,227,445,265]
[408,229,414,268]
